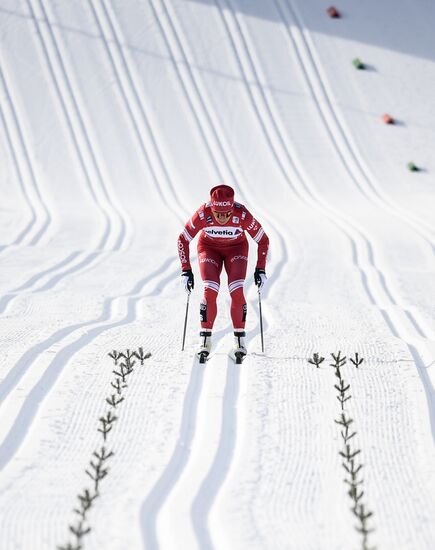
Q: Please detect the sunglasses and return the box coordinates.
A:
[213,210,233,218]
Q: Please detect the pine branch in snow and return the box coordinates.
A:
[97,410,117,441]
[111,377,127,394]
[122,349,136,362]
[134,347,152,365]
[335,379,352,410]
[108,350,122,365]
[106,394,125,408]
[59,348,150,550]
[93,446,114,463]
[73,488,98,519]
[112,360,134,383]
[121,359,135,376]
[350,353,364,368]
[347,483,364,504]
[69,520,91,540]
[330,350,375,550]
[335,412,353,429]
[85,459,109,494]
[308,352,324,368]
[330,351,347,370]
[340,444,361,461]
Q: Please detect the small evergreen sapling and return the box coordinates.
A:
[350,353,364,368]
[98,410,117,441]
[59,348,151,550]
[308,352,325,368]
[134,347,152,365]
[106,394,125,408]
[111,377,126,394]
[74,488,97,520]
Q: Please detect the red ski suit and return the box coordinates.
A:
[178,201,269,330]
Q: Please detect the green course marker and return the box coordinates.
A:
[407,162,419,172]
[352,58,365,69]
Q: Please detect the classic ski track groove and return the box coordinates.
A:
[0,3,221,544]
[219,2,435,533]
[191,356,241,549]
[26,0,127,257]
[0,0,137,316]
[0,0,200,502]
[147,0,288,288]
[140,354,207,550]
[143,7,435,544]
[135,1,290,547]
[0,254,178,406]
[95,0,191,224]
[284,0,435,247]
[88,15,288,543]
[37,0,133,253]
[222,0,433,337]
[0,250,109,316]
[346,354,435,545]
[217,0,435,432]
[0,255,180,472]
[5,0,113,299]
[0,251,82,315]
[276,0,435,421]
[0,61,52,251]
[72,11,233,543]
[189,4,356,547]
[0,12,118,318]
[0,4,433,549]
[215,0,387,304]
[276,0,435,292]
[0,0,129,321]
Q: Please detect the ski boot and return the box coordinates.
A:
[233,330,247,364]
[197,330,212,363]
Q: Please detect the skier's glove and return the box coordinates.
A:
[254,268,267,291]
[181,269,194,293]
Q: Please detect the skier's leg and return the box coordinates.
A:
[225,241,249,331]
[197,244,223,331]
[225,242,249,359]
[197,245,222,359]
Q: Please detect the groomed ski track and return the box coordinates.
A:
[0,1,434,550]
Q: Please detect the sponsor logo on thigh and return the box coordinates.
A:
[199,256,219,267]
[230,255,248,263]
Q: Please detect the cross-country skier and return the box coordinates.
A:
[177,184,269,361]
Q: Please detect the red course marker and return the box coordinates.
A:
[327,6,340,18]
[382,114,395,124]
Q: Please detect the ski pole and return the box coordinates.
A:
[181,292,190,351]
[258,288,264,353]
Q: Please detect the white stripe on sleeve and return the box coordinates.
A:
[183,229,193,242]
[253,227,265,243]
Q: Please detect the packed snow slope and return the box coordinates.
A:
[0,1,434,549]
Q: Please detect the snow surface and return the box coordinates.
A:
[0,0,434,549]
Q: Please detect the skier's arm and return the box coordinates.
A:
[243,210,269,270]
[177,208,204,271]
